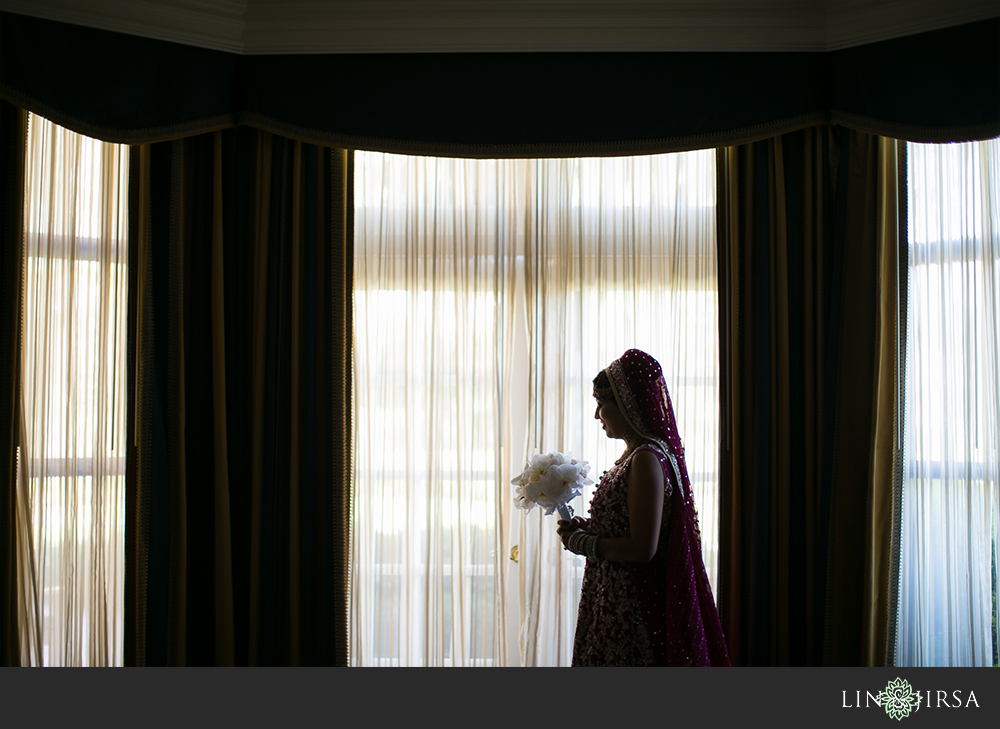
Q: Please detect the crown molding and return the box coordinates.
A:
[822,0,1000,50]
[1,0,997,54]
[1,0,247,53]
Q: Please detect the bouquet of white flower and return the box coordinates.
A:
[511,452,594,520]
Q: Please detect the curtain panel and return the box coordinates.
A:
[351,154,522,667]
[14,114,129,667]
[520,152,721,666]
[126,129,352,666]
[716,126,899,666]
[0,100,26,666]
[896,138,1000,666]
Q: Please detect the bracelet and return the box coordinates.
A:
[566,531,600,559]
[566,531,585,555]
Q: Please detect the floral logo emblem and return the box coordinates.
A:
[877,678,922,721]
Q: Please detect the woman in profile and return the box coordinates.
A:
[557,348,730,666]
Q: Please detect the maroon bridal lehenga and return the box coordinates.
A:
[572,349,731,667]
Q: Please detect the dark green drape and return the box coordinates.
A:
[126,128,352,666]
[0,99,25,667]
[717,126,896,666]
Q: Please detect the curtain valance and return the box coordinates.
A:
[1,12,996,156]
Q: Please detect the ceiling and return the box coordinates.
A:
[1,0,997,54]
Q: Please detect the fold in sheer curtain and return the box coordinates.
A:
[897,137,1000,666]
[16,114,127,666]
[351,150,718,666]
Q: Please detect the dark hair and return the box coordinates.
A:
[593,369,611,389]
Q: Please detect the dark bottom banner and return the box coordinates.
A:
[1,667,996,728]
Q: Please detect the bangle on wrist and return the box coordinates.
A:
[566,531,584,554]
[567,531,600,559]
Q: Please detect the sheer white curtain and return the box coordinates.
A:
[517,152,718,666]
[16,114,128,666]
[351,155,525,666]
[351,150,719,667]
[897,137,1000,666]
